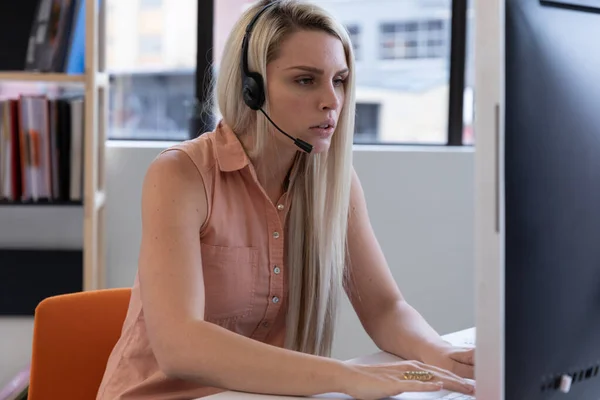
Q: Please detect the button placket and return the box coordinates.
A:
[262,193,285,338]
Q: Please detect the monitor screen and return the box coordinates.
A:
[504,0,600,397]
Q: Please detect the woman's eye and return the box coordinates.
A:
[334,78,346,86]
[297,78,314,85]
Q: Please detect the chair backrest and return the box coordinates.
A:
[28,288,132,400]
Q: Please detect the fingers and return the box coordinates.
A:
[397,380,444,393]
[450,362,474,380]
[448,348,475,379]
[401,361,475,395]
[417,358,474,380]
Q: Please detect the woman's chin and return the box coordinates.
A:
[304,137,332,154]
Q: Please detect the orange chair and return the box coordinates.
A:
[28,288,132,400]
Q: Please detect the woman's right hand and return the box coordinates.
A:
[342,360,476,400]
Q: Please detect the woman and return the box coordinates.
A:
[97,1,476,399]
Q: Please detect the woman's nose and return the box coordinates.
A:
[319,84,341,111]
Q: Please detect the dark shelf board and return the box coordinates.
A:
[0,199,83,206]
[0,248,83,316]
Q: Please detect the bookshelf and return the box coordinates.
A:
[0,0,108,313]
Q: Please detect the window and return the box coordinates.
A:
[315,0,459,144]
[379,20,448,60]
[110,0,472,145]
[138,35,162,56]
[141,0,162,7]
[463,0,475,145]
[354,103,380,143]
[106,0,197,140]
[346,24,361,60]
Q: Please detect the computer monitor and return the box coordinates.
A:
[475,0,600,399]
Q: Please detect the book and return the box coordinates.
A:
[0,94,85,203]
[24,0,81,73]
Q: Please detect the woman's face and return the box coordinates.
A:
[266,29,349,154]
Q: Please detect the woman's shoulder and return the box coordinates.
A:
[158,131,218,175]
[142,131,220,206]
[141,141,210,228]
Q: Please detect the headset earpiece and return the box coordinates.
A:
[242,71,265,111]
[240,2,277,111]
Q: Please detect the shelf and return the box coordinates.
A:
[0,0,109,297]
[0,192,104,207]
[0,199,83,206]
[0,71,86,83]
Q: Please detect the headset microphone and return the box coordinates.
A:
[240,2,314,154]
[258,109,314,153]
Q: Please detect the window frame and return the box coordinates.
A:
[447,0,469,146]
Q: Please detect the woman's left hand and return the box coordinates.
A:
[421,344,475,379]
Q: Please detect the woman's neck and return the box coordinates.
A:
[240,134,299,203]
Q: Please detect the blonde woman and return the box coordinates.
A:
[97,1,476,399]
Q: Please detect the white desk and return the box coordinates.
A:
[199,327,475,400]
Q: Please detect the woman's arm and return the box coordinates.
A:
[137,150,349,396]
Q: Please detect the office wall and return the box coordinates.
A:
[333,145,475,359]
[0,142,474,386]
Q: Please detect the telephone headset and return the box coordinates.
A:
[240,1,314,153]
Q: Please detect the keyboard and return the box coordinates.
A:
[437,394,474,399]
[396,390,475,399]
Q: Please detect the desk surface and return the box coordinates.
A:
[198,327,476,400]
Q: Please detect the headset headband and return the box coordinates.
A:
[241,2,278,78]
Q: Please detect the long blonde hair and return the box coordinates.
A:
[215,0,356,357]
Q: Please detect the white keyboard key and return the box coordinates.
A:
[441,394,474,399]
[395,391,474,399]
